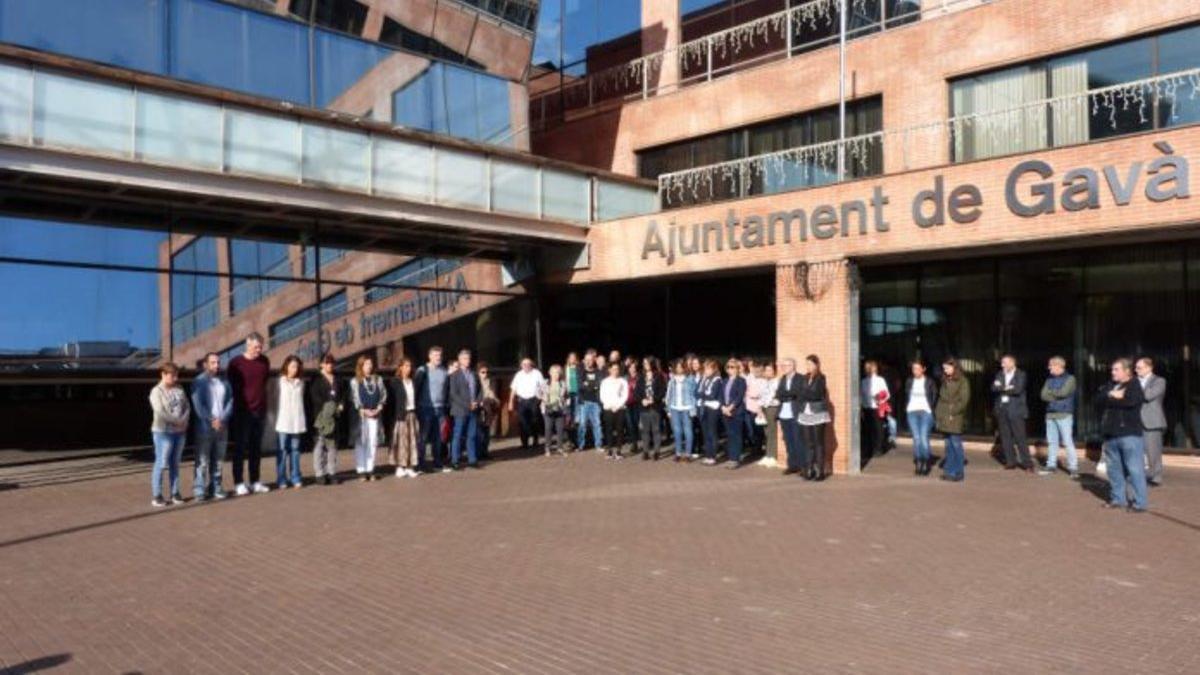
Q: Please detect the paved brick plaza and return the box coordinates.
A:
[1,446,1198,674]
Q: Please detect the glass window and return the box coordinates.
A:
[229,239,292,314]
[269,290,348,347]
[33,71,132,157]
[393,65,437,132]
[595,179,658,221]
[444,63,481,141]
[952,26,1192,161]
[301,123,370,190]
[476,74,512,145]
[313,29,392,108]
[535,0,641,74]
[171,237,220,345]
[135,91,223,170]
[302,246,347,278]
[378,17,482,68]
[1156,25,1200,128]
[541,169,590,223]
[0,263,161,370]
[393,63,512,146]
[0,0,167,75]
[224,109,302,180]
[373,138,433,201]
[289,0,369,35]
[365,258,464,304]
[170,0,311,105]
[642,97,882,208]
[435,149,487,209]
[0,218,163,268]
[491,160,540,216]
[0,62,32,142]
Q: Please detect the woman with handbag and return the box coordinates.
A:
[539,364,569,456]
[351,354,387,481]
[309,353,344,486]
[797,355,831,481]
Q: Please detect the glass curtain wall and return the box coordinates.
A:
[0,0,523,139]
[860,241,1200,450]
[530,0,643,119]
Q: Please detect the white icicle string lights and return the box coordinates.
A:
[661,133,881,203]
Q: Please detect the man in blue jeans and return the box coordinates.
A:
[448,349,482,470]
[1039,356,1078,479]
[191,352,233,500]
[1096,358,1148,513]
[576,350,603,450]
[413,346,449,473]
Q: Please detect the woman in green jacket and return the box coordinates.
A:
[935,357,970,482]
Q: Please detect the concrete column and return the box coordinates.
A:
[641,0,681,96]
[774,259,860,475]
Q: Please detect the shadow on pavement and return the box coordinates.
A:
[1,652,72,673]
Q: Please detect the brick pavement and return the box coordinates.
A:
[0,443,1198,674]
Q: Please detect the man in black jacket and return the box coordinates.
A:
[1096,358,1148,512]
[448,349,483,470]
[991,354,1032,471]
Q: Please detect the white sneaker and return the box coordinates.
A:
[406,469,419,478]
[251,482,270,494]
[441,466,453,473]
[395,468,405,477]
[690,453,700,460]
[234,483,250,496]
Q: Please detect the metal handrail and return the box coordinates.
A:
[530,0,987,127]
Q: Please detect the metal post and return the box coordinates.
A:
[837,0,847,181]
[642,56,649,99]
[785,2,793,57]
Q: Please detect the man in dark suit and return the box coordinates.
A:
[991,354,1032,471]
[775,357,805,476]
[448,348,483,470]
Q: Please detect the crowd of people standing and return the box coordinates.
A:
[149,334,1165,513]
[861,353,1167,512]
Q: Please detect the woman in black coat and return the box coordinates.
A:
[796,355,831,481]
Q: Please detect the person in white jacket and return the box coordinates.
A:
[599,363,629,460]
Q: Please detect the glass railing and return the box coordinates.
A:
[530,0,980,130]
[656,68,1200,209]
[0,59,658,226]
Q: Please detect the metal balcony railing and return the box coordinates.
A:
[656,68,1200,209]
[530,0,984,130]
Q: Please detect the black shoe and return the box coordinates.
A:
[783,468,801,476]
[652,453,660,461]
[469,463,480,470]
[642,452,650,461]
[322,476,332,486]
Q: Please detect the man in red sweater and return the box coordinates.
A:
[227,333,272,496]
